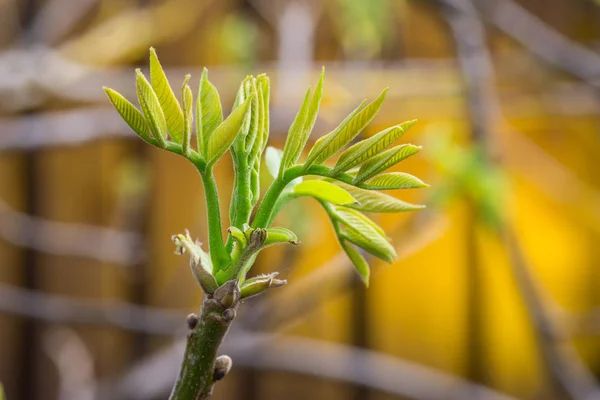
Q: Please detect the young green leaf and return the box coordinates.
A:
[149,48,185,143]
[103,87,154,145]
[136,69,167,147]
[360,172,429,190]
[279,87,312,176]
[257,75,270,154]
[279,69,324,174]
[340,240,370,287]
[196,68,224,156]
[293,180,356,205]
[337,183,425,212]
[304,88,388,167]
[244,78,260,154]
[206,95,253,166]
[331,205,396,262]
[354,144,422,184]
[333,205,387,237]
[332,120,416,175]
[340,226,396,263]
[263,227,299,246]
[181,75,193,154]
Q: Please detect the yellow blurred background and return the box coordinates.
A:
[1,0,599,399]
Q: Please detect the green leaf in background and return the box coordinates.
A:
[103,87,154,145]
[332,206,396,262]
[135,69,167,147]
[304,88,388,167]
[181,75,194,154]
[340,240,370,287]
[263,227,299,246]
[265,146,284,179]
[279,87,312,176]
[332,119,416,175]
[360,172,429,190]
[293,180,356,205]
[337,183,425,212]
[206,95,253,166]
[354,144,421,184]
[149,48,185,143]
[196,68,224,156]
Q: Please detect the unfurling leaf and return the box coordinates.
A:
[332,206,396,263]
[332,120,416,175]
[244,78,260,155]
[340,240,370,287]
[228,226,247,247]
[136,69,167,146]
[360,172,429,190]
[172,232,217,293]
[293,180,356,205]
[196,68,223,156]
[206,95,254,166]
[304,88,388,167]
[337,183,425,213]
[103,87,153,144]
[149,48,185,143]
[354,144,421,184]
[181,75,193,154]
[240,272,287,299]
[279,87,312,176]
[263,227,299,246]
[279,69,324,174]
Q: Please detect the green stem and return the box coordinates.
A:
[226,158,252,252]
[169,295,236,400]
[198,166,231,271]
[251,164,356,228]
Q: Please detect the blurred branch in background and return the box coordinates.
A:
[111,330,518,400]
[0,197,142,265]
[441,0,600,399]
[501,227,600,400]
[0,282,182,335]
[476,0,600,89]
[42,327,97,400]
[27,0,100,46]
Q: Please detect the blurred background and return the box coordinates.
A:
[1,0,599,399]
